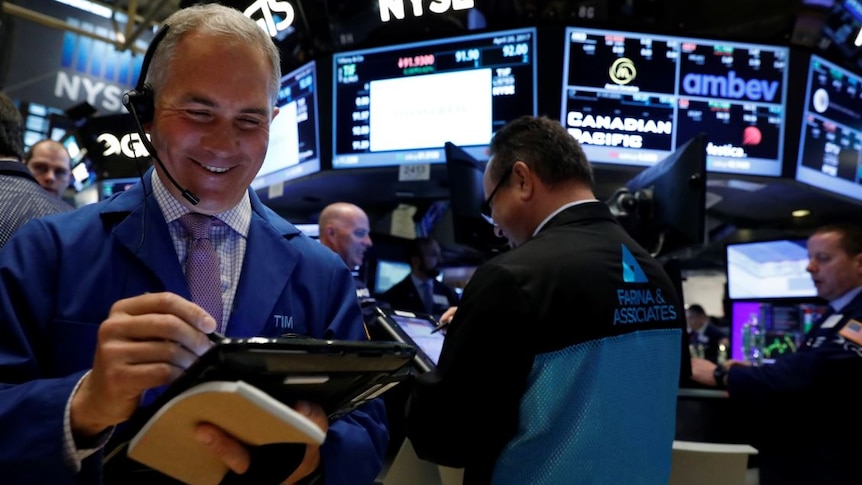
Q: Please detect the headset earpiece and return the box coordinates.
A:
[121,23,199,206]
[123,24,168,122]
[122,84,155,124]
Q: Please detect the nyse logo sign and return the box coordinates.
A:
[379,0,475,22]
[98,132,150,160]
[55,72,127,113]
[244,0,295,37]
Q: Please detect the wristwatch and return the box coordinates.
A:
[713,364,728,389]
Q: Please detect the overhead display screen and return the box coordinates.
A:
[726,239,817,300]
[561,27,790,176]
[332,27,537,169]
[795,54,862,202]
[252,60,321,191]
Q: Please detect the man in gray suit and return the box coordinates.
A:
[0,92,73,247]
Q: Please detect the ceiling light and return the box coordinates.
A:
[792,209,811,218]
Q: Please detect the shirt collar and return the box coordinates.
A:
[533,199,601,237]
[830,286,862,313]
[150,170,252,237]
[411,273,432,289]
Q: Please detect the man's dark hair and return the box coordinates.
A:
[814,223,862,256]
[488,115,593,188]
[686,304,707,317]
[407,237,437,260]
[0,93,24,160]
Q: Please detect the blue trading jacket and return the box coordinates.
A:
[0,171,386,485]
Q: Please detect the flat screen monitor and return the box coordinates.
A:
[439,141,507,257]
[252,61,321,191]
[332,27,537,169]
[795,54,862,202]
[99,177,140,200]
[371,258,444,295]
[730,301,827,362]
[561,27,790,176]
[608,133,707,256]
[373,260,412,295]
[726,239,817,300]
[61,132,85,166]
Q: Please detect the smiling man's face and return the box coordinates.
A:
[148,31,276,214]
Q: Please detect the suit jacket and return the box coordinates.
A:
[380,275,459,318]
[0,159,73,247]
[727,289,862,485]
[0,171,386,485]
[407,202,684,484]
[689,323,727,363]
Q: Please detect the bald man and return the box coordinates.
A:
[25,139,72,197]
[319,202,374,300]
[319,202,373,270]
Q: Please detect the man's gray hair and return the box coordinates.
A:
[145,4,281,104]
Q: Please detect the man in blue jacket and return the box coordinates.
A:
[0,5,386,484]
[691,223,862,485]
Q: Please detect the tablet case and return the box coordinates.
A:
[106,337,416,482]
[137,336,417,424]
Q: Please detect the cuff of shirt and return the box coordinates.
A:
[63,370,115,472]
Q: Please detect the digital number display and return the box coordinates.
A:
[252,61,320,190]
[332,28,537,169]
[561,27,790,176]
[796,54,862,202]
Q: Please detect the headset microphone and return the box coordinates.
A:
[122,25,200,206]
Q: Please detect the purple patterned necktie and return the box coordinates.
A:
[179,213,224,332]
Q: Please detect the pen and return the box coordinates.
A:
[430,320,451,334]
[207,330,227,343]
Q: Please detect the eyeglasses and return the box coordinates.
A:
[480,166,513,225]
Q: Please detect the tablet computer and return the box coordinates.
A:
[373,307,445,373]
[129,337,416,425]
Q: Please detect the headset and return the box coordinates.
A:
[122,25,200,205]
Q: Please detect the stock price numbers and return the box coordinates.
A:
[398,54,435,69]
[455,48,480,63]
[502,43,529,57]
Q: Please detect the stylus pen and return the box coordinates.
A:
[430,321,451,334]
[207,330,227,343]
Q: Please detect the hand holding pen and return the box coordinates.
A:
[430,306,458,334]
[430,320,450,334]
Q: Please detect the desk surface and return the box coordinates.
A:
[678,388,728,399]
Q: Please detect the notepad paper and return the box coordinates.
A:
[127,380,325,485]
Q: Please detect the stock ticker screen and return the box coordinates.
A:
[796,53,862,203]
[252,60,321,190]
[331,27,537,169]
[561,27,790,176]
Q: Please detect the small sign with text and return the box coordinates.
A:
[399,163,431,181]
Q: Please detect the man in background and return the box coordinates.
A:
[691,223,862,485]
[686,303,728,364]
[407,116,683,484]
[25,138,73,198]
[0,92,73,247]
[319,202,374,301]
[380,236,460,319]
